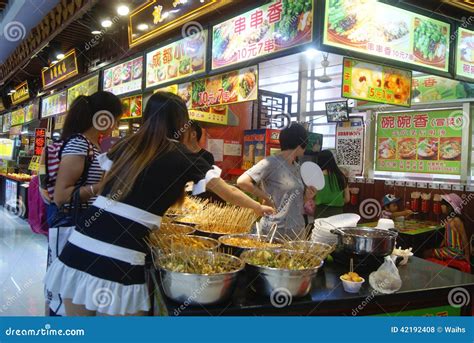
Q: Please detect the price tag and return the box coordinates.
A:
[395,181,405,186]
[452,184,464,191]
[429,183,440,190]
[416,182,428,189]
[440,184,452,191]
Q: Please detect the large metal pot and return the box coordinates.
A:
[241,249,324,298]
[159,252,244,305]
[331,227,397,257]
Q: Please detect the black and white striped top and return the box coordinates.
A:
[61,135,103,207]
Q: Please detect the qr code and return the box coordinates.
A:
[336,138,362,166]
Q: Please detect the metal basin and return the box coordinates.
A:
[158,252,244,305]
[283,241,335,260]
[241,249,324,298]
[157,223,195,235]
[219,234,283,256]
[331,227,398,257]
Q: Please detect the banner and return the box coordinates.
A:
[42,50,79,89]
[376,110,463,175]
[336,117,364,175]
[324,0,450,73]
[34,128,46,156]
[456,27,474,81]
[103,56,143,96]
[212,0,313,70]
[342,57,412,107]
[67,74,99,108]
[146,33,206,89]
[121,95,143,120]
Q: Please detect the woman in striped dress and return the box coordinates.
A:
[425,193,470,262]
[45,92,123,316]
[44,92,274,316]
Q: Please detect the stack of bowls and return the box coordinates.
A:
[311,214,361,245]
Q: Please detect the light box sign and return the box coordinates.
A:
[145,32,207,89]
[121,95,143,120]
[42,50,79,89]
[376,109,463,175]
[212,0,314,70]
[324,0,450,73]
[0,139,14,160]
[103,56,143,96]
[412,75,473,103]
[10,81,30,105]
[2,112,11,133]
[24,100,39,123]
[456,28,474,81]
[128,0,229,47]
[41,91,67,118]
[10,108,25,127]
[67,74,99,109]
[342,58,412,107]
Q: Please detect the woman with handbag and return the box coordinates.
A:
[44,92,274,316]
[45,91,123,316]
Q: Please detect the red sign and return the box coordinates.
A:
[34,128,46,156]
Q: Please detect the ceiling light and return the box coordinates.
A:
[117,5,129,16]
[137,23,149,31]
[101,19,113,28]
[162,12,170,19]
[200,0,205,3]
[91,30,102,35]
[10,89,16,93]
[56,53,65,59]
[51,60,58,65]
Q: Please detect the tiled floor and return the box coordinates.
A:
[0,208,48,316]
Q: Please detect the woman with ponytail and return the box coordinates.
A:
[44,92,274,316]
[45,91,123,316]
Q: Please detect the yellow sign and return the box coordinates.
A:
[11,108,25,126]
[0,138,14,160]
[28,155,41,172]
[10,81,30,105]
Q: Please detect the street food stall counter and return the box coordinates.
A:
[151,256,474,317]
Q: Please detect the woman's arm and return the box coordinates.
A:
[343,186,350,204]
[54,155,100,206]
[236,174,273,206]
[207,178,274,216]
[38,149,51,202]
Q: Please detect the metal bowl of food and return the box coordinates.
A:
[283,241,335,260]
[158,251,244,305]
[152,234,220,256]
[240,249,324,298]
[331,227,398,257]
[219,234,284,256]
[194,224,251,240]
[157,223,195,235]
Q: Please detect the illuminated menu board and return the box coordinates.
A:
[323,0,450,73]
[103,56,143,96]
[456,27,474,81]
[41,91,67,118]
[67,74,99,109]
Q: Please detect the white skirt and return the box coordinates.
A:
[44,259,150,316]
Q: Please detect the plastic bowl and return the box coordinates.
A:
[340,275,365,293]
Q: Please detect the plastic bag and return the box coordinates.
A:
[369,256,402,294]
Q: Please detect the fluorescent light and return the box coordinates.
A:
[51,60,58,65]
[304,48,318,58]
[101,19,113,28]
[117,5,129,16]
[162,12,169,19]
[200,0,205,3]
[56,53,65,59]
[137,23,149,31]
[10,89,16,93]
[91,30,102,35]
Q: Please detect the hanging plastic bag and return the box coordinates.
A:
[369,256,402,294]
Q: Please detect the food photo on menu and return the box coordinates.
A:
[0,0,473,342]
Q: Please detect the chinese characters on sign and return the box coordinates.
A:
[103,57,143,96]
[146,32,206,88]
[212,0,313,70]
[324,0,450,73]
[67,75,99,109]
[342,57,412,107]
[456,28,474,81]
[10,81,30,105]
[42,50,79,89]
[34,128,46,156]
[41,91,67,118]
[376,110,463,175]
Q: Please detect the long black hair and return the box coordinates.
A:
[61,91,123,140]
[104,92,189,200]
[317,150,347,191]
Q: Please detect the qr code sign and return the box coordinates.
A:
[336,138,362,168]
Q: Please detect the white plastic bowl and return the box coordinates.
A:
[340,276,365,293]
